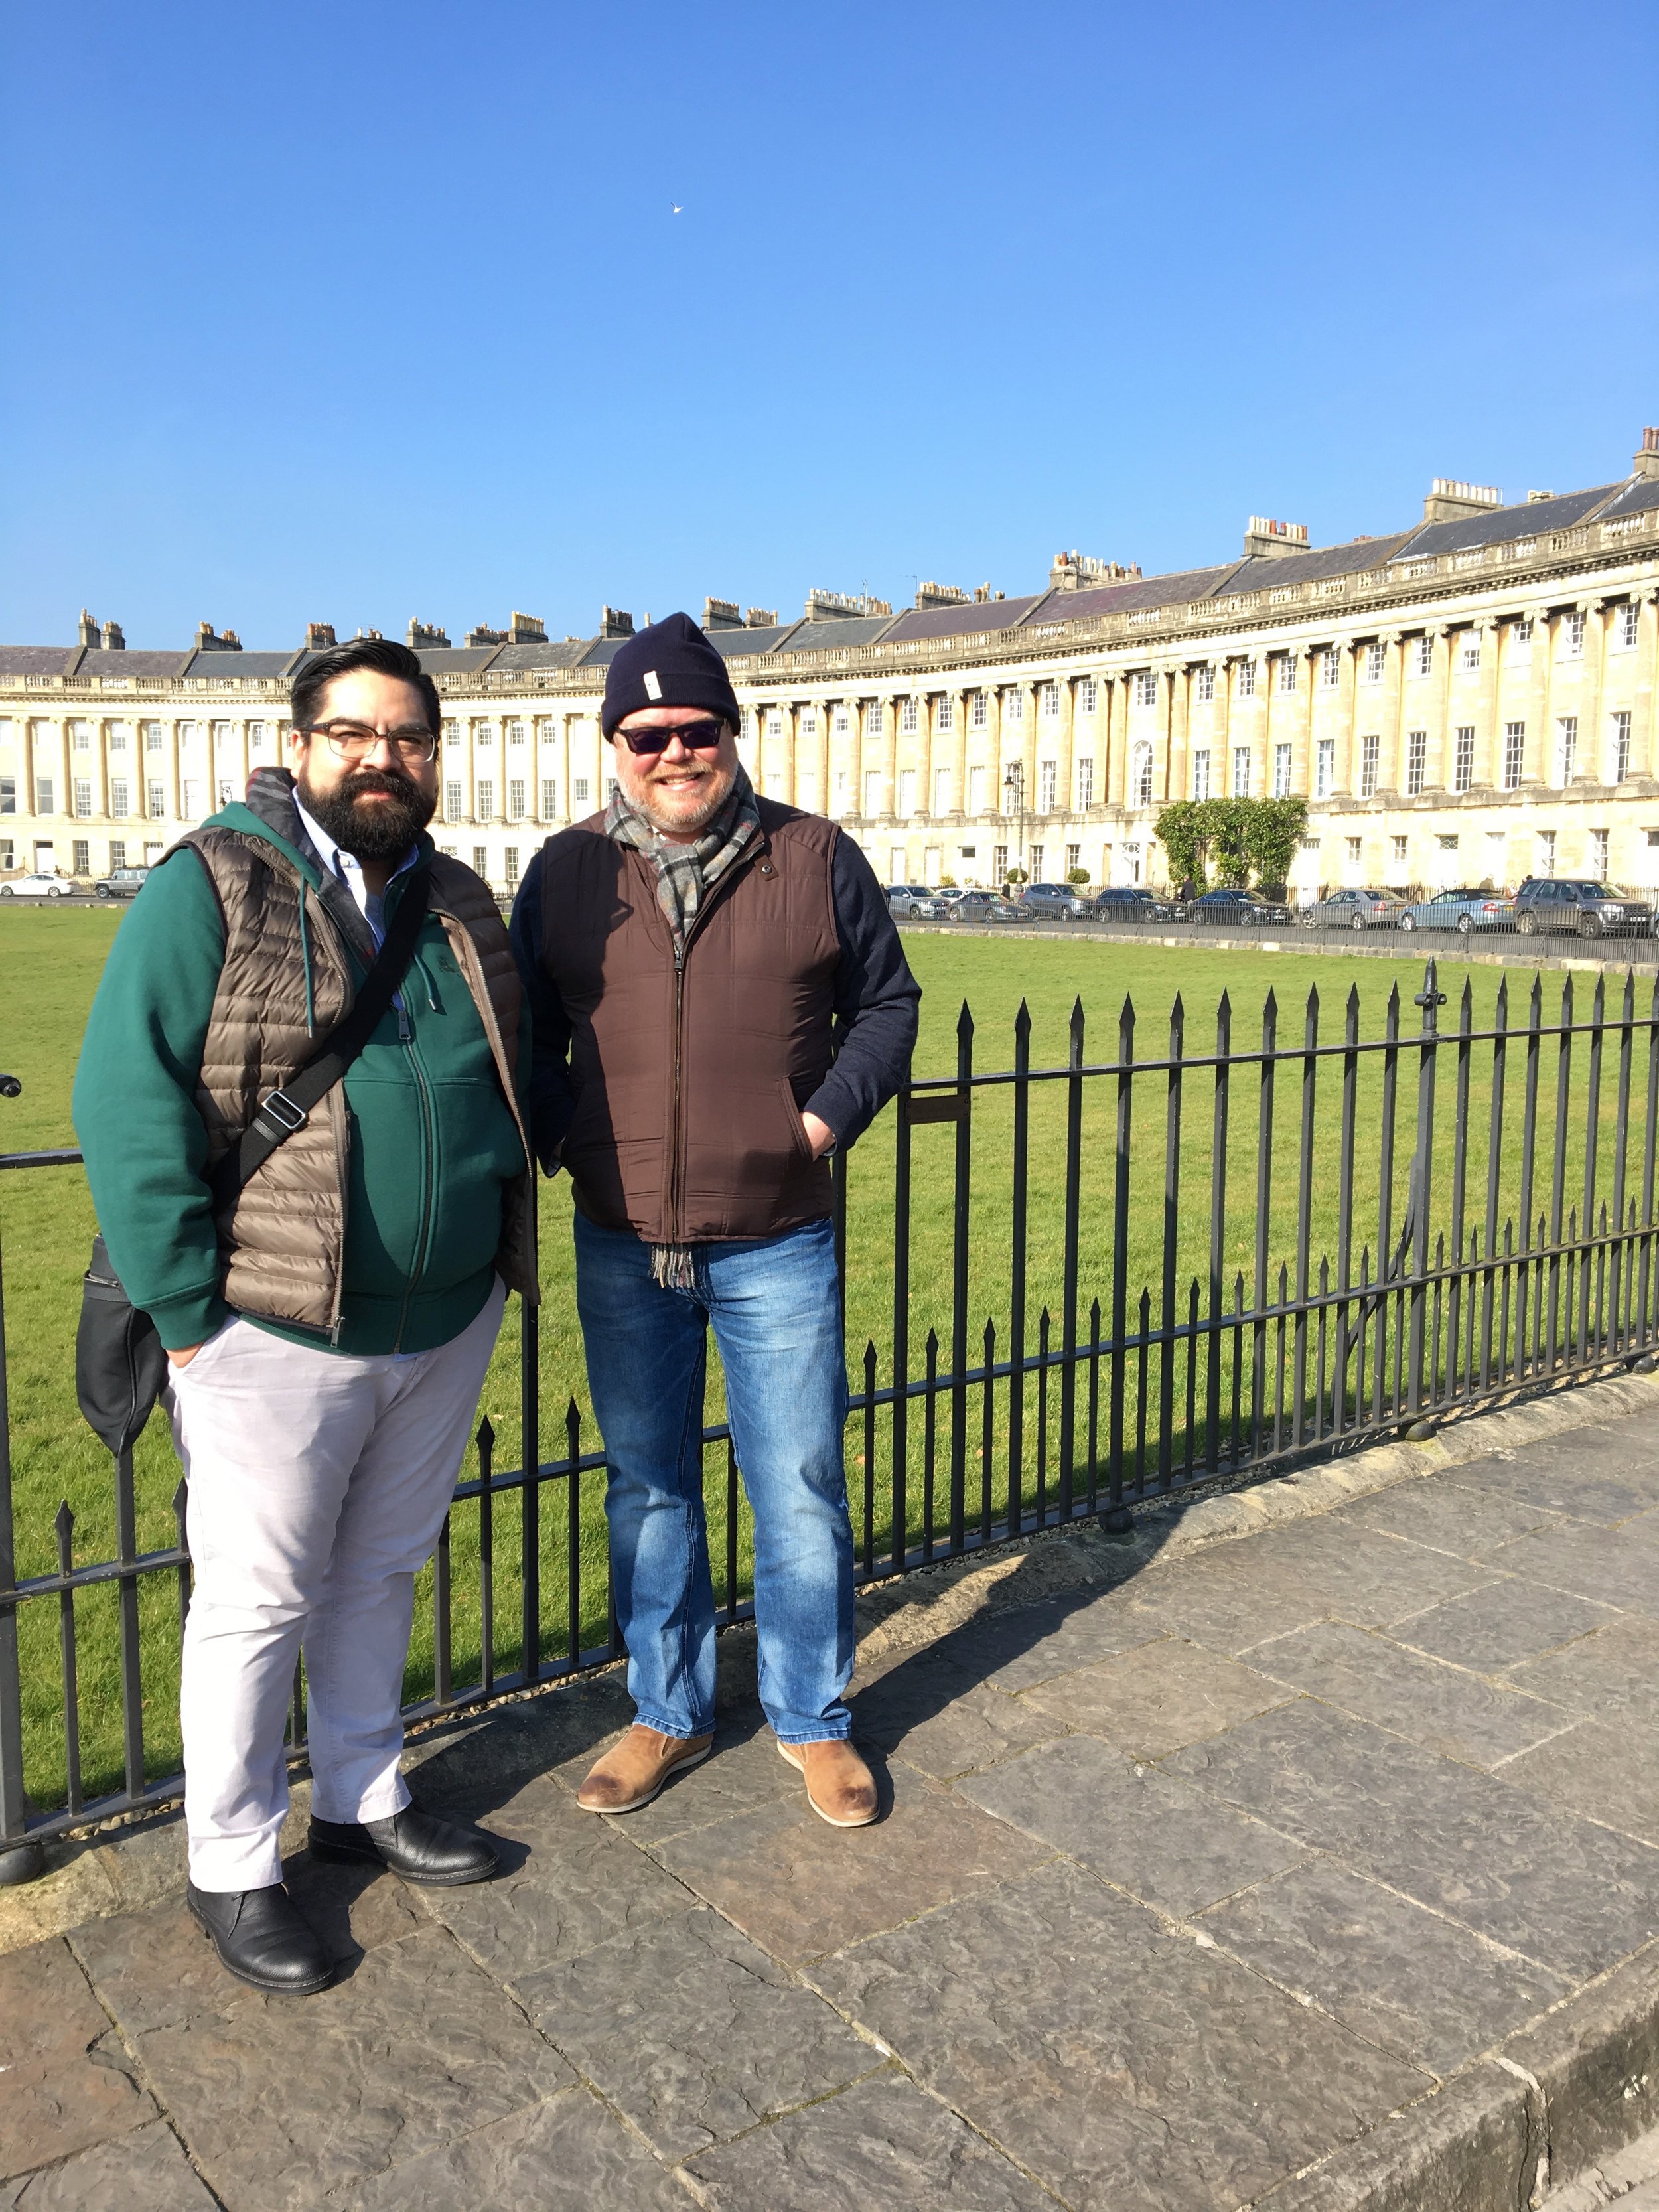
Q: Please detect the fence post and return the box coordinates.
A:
[0,1076,44,1883]
[1404,964,1443,1438]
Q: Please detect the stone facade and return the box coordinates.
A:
[4,439,1658,897]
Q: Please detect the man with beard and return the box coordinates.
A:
[73,636,535,1994]
[510,613,918,1828]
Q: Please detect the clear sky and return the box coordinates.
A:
[2,0,1654,650]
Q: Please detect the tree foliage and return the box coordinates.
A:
[1153,796,1308,892]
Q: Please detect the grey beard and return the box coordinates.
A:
[630,765,735,837]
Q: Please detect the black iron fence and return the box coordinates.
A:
[3,956,1658,1880]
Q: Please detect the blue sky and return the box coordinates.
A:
[2,0,1654,649]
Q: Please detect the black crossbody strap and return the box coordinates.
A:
[210,865,433,1210]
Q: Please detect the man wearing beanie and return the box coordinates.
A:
[510,612,918,1827]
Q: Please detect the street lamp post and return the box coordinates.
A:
[1002,762,1026,887]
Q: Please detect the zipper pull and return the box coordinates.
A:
[397,998,412,1043]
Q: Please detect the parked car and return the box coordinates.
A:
[1299,889,1407,932]
[1019,881,1094,922]
[0,872,71,899]
[1510,878,1655,938]
[948,890,1036,924]
[1092,886,1183,924]
[94,865,150,899]
[1187,888,1293,927]
[887,884,948,919]
[1397,887,1512,936]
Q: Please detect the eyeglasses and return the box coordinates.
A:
[614,716,729,757]
[295,721,438,766]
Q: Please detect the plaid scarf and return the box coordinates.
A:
[605,766,762,1288]
[605,765,760,958]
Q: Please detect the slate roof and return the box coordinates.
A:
[883,592,1051,643]
[78,649,194,679]
[0,646,74,676]
[709,622,804,658]
[576,636,631,668]
[411,648,504,677]
[486,640,591,672]
[1590,476,1659,521]
[1215,534,1419,595]
[1026,565,1244,625]
[188,651,293,681]
[783,615,901,654]
[1395,486,1622,563]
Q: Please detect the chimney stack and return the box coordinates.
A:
[745,607,776,628]
[599,606,634,640]
[1048,552,1141,592]
[506,611,546,643]
[100,619,125,650]
[1634,427,1659,483]
[1421,479,1504,524]
[1242,516,1311,559]
[703,597,743,630]
[304,623,336,652]
[407,619,451,650]
[78,608,99,648]
[196,621,242,652]
[463,623,507,648]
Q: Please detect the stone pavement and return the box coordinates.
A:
[7,1394,1659,2209]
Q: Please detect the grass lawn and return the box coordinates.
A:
[1,905,1644,1814]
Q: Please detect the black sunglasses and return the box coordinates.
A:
[614,716,729,757]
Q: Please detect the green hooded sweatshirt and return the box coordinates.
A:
[72,792,529,1355]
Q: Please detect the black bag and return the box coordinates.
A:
[76,1234,169,1457]
[74,868,433,1451]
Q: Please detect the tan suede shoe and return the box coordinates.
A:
[776,1737,879,1828]
[575,1725,713,1814]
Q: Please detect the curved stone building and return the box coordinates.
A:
[3,433,1656,898]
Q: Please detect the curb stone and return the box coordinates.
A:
[1508,1949,1659,2200]
[4,1364,1658,1959]
[1251,2063,1542,2212]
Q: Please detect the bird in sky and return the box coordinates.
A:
[671,202,682,214]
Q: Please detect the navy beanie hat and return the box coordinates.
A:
[601,611,741,739]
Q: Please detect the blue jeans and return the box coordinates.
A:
[574,1213,853,1744]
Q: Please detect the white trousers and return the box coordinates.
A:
[165,1281,505,1892]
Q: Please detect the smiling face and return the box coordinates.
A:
[611,706,739,842]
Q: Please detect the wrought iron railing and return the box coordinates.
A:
[3,955,1657,1880]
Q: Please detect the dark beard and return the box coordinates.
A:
[296,766,435,863]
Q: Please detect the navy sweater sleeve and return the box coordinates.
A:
[508,858,577,1173]
[802,833,922,1149]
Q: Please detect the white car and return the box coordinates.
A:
[0,873,72,899]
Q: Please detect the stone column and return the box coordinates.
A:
[1578,601,1607,786]
[1162,665,1181,804]
[1378,633,1406,795]
[1632,591,1659,780]
[1333,640,1359,794]
[952,688,970,818]
[1422,625,1453,792]
[1056,674,1076,833]
[1524,608,1553,785]
[1465,621,1499,788]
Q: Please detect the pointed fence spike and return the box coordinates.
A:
[476,1413,495,1451]
[54,1498,74,1543]
[1014,997,1032,1038]
[1496,974,1508,1018]
[926,1325,940,1355]
[1307,982,1319,1017]
[172,1477,188,1521]
[957,999,974,1041]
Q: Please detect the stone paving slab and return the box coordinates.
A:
[11,1385,1659,2208]
[1169,1698,1659,1976]
[812,1857,1429,2212]
[1194,1858,1572,2075]
[516,1905,880,2161]
[684,2071,1060,2209]
[70,1914,572,2212]
[1248,1616,1572,1767]
[652,1758,1049,1965]
[0,2120,220,2210]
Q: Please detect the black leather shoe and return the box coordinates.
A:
[186,1881,332,1996]
[308,1805,498,1886]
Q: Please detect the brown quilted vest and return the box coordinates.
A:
[537,799,841,1244]
[183,830,536,1335]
